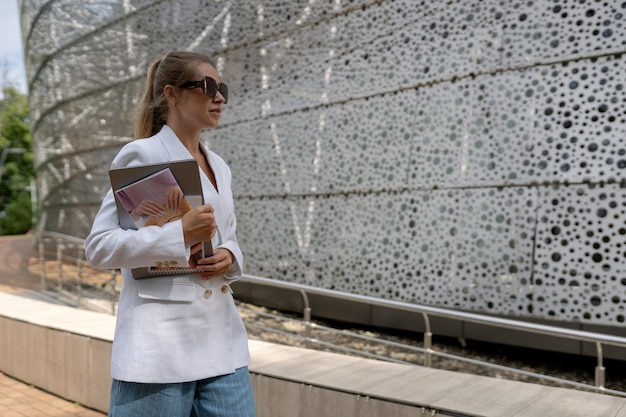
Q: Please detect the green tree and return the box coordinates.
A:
[0,87,34,235]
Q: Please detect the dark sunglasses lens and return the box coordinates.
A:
[218,84,228,103]
[203,77,228,103]
[204,77,218,98]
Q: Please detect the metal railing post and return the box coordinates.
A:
[38,237,46,290]
[300,289,312,347]
[422,312,433,368]
[76,247,83,302]
[595,342,606,389]
[56,240,64,291]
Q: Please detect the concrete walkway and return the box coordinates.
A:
[0,234,106,417]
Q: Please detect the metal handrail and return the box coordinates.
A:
[237,303,626,397]
[36,230,119,314]
[33,230,626,395]
[239,273,626,391]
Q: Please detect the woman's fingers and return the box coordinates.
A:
[136,200,164,216]
[182,204,216,246]
[195,248,233,279]
[166,186,184,209]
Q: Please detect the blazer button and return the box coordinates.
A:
[221,285,231,294]
[204,289,213,299]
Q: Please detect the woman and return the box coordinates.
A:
[85,51,256,417]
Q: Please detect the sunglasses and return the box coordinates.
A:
[180,76,229,103]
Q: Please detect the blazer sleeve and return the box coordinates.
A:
[85,142,191,270]
[213,154,244,281]
[218,211,243,281]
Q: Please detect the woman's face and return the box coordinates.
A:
[176,62,225,131]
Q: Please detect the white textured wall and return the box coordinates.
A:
[21,0,626,326]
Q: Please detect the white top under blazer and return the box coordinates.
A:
[85,125,250,383]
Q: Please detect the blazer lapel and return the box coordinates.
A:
[156,125,196,161]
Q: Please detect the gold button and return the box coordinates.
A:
[204,289,213,299]
[171,260,178,266]
[221,285,229,294]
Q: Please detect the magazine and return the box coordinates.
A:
[109,160,213,279]
[115,167,187,228]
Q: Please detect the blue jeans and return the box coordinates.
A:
[108,367,256,417]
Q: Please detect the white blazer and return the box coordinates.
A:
[85,125,250,383]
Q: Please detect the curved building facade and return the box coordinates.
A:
[20,0,626,329]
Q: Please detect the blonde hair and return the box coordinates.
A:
[133,51,215,139]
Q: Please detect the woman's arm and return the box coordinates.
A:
[85,142,191,270]
[217,213,243,279]
[196,151,243,280]
[85,189,190,271]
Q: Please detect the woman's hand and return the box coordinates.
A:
[165,186,184,210]
[195,248,235,280]
[129,199,164,220]
[181,204,216,247]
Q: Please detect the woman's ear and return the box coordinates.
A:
[163,85,178,107]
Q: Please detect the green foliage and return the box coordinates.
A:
[0,87,34,235]
[0,191,32,235]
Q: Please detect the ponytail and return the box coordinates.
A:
[133,58,164,139]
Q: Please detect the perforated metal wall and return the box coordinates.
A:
[20,0,626,326]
